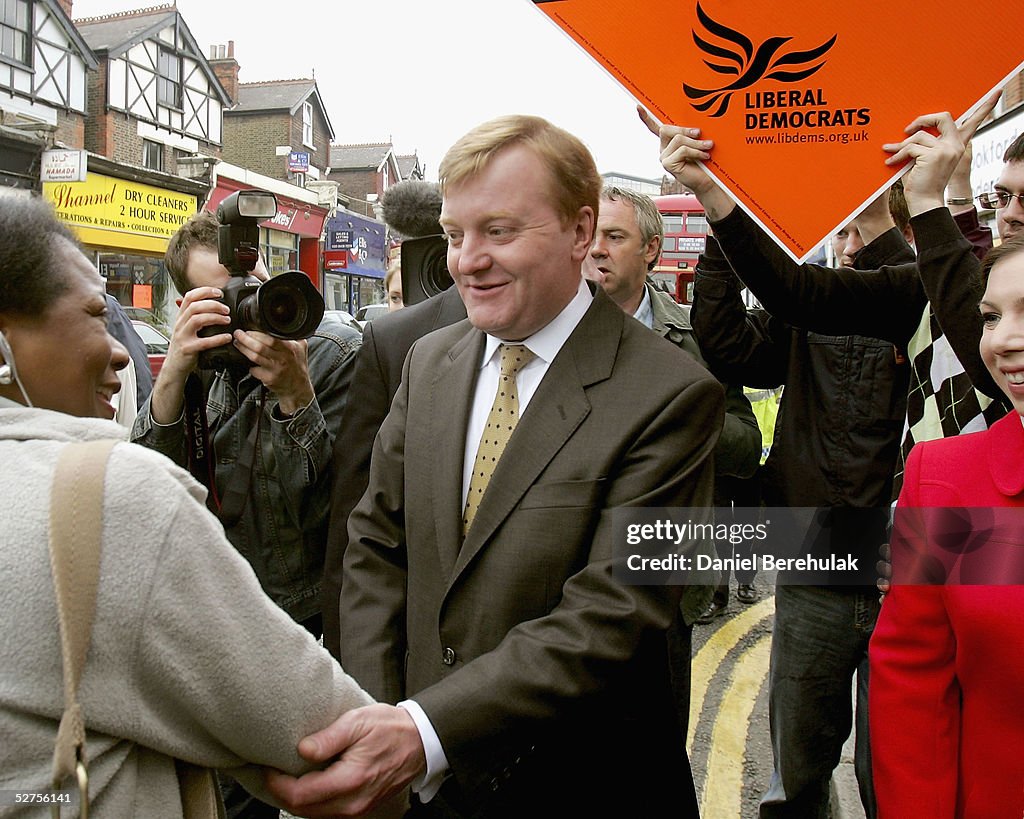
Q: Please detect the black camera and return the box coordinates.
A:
[400,234,453,307]
[198,190,325,370]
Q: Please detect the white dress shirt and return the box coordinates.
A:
[632,284,654,330]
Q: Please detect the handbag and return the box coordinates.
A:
[47,439,222,818]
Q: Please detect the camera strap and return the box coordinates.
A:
[183,373,264,528]
[217,388,264,528]
[184,373,221,514]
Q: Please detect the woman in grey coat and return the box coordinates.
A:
[0,193,393,817]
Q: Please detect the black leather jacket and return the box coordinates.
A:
[691,231,914,587]
[692,231,913,509]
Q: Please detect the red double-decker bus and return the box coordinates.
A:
[651,193,708,304]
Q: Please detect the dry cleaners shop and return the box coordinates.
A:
[44,170,203,328]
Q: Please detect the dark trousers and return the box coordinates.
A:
[759,584,879,819]
[713,474,762,602]
[219,775,279,819]
[667,613,694,738]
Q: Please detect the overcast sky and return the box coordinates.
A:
[68,0,670,182]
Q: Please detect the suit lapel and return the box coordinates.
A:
[429,328,484,576]
[450,290,624,584]
[434,285,468,328]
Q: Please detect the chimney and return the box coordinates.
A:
[56,0,73,18]
[209,41,239,104]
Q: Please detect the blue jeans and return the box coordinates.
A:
[759,584,879,819]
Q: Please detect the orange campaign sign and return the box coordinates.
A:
[531,0,1024,261]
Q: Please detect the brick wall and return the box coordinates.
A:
[82,60,140,164]
[283,107,332,177]
[82,60,139,164]
[83,60,109,156]
[334,170,378,212]
[54,111,85,149]
[222,113,291,179]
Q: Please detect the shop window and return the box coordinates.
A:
[324,275,347,311]
[0,0,30,66]
[157,46,182,109]
[354,275,384,311]
[261,227,298,275]
[143,139,164,172]
[97,252,172,330]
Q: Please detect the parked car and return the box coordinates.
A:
[354,303,388,329]
[123,306,171,334]
[131,320,170,380]
[323,309,362,332]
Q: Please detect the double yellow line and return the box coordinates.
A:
[688,596,775,818]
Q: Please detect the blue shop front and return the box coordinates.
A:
[322,209,389,313]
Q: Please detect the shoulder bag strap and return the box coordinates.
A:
[48,439,222,819]
[48,438,117,814]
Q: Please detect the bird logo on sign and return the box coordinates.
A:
[683,2,837,117]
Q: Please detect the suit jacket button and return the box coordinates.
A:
[442,647,456,665]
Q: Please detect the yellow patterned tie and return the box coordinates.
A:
[463,343,536,535]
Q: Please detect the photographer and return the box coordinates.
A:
[131,208,360,639]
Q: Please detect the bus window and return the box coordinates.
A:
[653,193,706,304]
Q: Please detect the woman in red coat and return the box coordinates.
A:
[870,233,1024,818]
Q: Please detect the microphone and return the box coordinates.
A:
[380,180,443,239]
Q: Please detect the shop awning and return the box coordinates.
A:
[207,177,327,239]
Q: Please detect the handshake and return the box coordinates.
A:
[265,703,423,818]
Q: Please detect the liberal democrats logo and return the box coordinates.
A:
[684,3,837,117]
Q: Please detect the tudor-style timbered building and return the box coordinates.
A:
[75,4,228,171]
[0,0,95,189]
[36,4,216,328]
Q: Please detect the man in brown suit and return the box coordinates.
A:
[268,115,724,818]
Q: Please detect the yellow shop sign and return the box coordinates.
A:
[44,173,198,253]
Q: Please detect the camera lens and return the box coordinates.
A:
[263,285,304,335]
[248,271,325,339]
[421,242,452,295]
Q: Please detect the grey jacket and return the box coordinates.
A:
[132,313,360,622]
[0,403,373,816]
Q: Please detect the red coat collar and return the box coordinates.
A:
[987,410,1024,498]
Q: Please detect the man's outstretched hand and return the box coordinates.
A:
[265,703,424,818]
